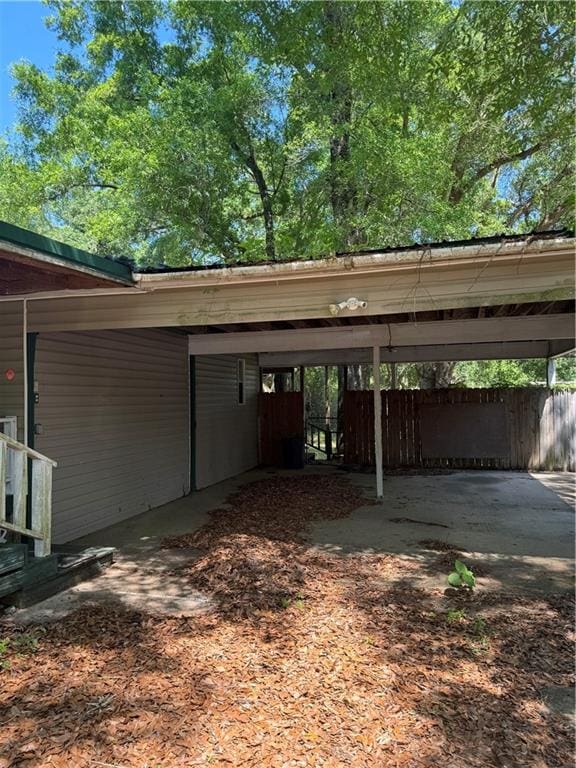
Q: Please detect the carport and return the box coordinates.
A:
[187,305,575,497]
[2,225,575,547]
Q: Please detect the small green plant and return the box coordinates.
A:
[471,616,487,637]
[0,638,11,670]
[11,633,39,654]
[445,608,466,623]
[0,632,41,670]
[280,593,306,610]
[447,559,476,590]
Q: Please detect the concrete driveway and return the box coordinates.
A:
[310,468,575,593]
[12,467,575,622]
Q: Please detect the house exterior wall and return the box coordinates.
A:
[0,301,24,442]
[195,354,259,489]
[34,329,190,543]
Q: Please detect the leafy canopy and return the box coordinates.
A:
[0,0,573,266]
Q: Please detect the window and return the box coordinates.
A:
[237,358,246,405]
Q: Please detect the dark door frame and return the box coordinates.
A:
[189,355,196,492]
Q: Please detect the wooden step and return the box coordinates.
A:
[21,554,59,586]
[1,547,115,608]
[0,544,28,576]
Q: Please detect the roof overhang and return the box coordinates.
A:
[0,230,569,334]
[134,234,575,289]
[0,221,134,296]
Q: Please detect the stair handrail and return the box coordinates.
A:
[0,433,57,557]
[0,433,57,466]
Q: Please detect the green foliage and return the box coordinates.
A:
[0,0,573,265]
[447,559,476,590]
[445,608,467,623]
[0,638,11,670]
[0,632,41,670]
[280,592,306,610]
[455,356,576,388]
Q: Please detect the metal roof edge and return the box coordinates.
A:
[0,220,134,283]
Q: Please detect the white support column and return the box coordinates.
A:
[547,357,557,387]
[372,345,384,499]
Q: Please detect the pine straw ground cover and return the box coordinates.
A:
[0,475,573,768]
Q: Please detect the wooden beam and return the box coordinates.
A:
[188,314,574,356]
[259,339,575,367]
[549,341,576,359]
[373,345,383,499]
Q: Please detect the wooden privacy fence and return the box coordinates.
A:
[343,388,576,471]
[259,391,304,466]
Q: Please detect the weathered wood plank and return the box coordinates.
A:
[340,387,575,471]
[32,460,52,558]
[11,450,27,530]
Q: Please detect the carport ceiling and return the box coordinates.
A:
[183,299,574,335]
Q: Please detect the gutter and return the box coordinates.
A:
[133,237,576,290]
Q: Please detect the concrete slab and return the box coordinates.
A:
[69,467,279,552]
[309,469,575,593]
[12,548,214,624]
[9,467,575,623]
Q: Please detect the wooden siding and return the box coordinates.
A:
[0,302,24,442]
[34,329,189,543]
[344,388,576,471]
[26,248,575,332]
[259,392,304,466]
[194,355,259,489]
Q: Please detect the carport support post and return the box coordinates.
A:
[546,358,556,387]
[372,345,384,499]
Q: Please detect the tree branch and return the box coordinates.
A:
[46,182,118,201]
[449,142,543,204]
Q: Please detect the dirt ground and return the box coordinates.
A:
[0,473,574,768]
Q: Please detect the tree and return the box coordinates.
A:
[1,0,572,265]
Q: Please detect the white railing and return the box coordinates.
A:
[0,433,57,557]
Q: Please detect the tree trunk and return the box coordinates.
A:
[348,364,363,390]
[231,138,276,260]
[418,362,456,389]
[337,364,347,454]
[324,366,331,424]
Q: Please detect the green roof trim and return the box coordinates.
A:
[0,220,134,283]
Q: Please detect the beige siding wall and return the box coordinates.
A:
[195,355,259,489]
[0,302,24,442]
[34,329,189,543]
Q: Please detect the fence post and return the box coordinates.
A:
[325,427,332,460]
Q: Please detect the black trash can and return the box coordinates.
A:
[282,436,305,469]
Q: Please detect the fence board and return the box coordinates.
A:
[259,392,304,466]
[343,388,576,471]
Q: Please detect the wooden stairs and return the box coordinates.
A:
[0,543,114,608]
